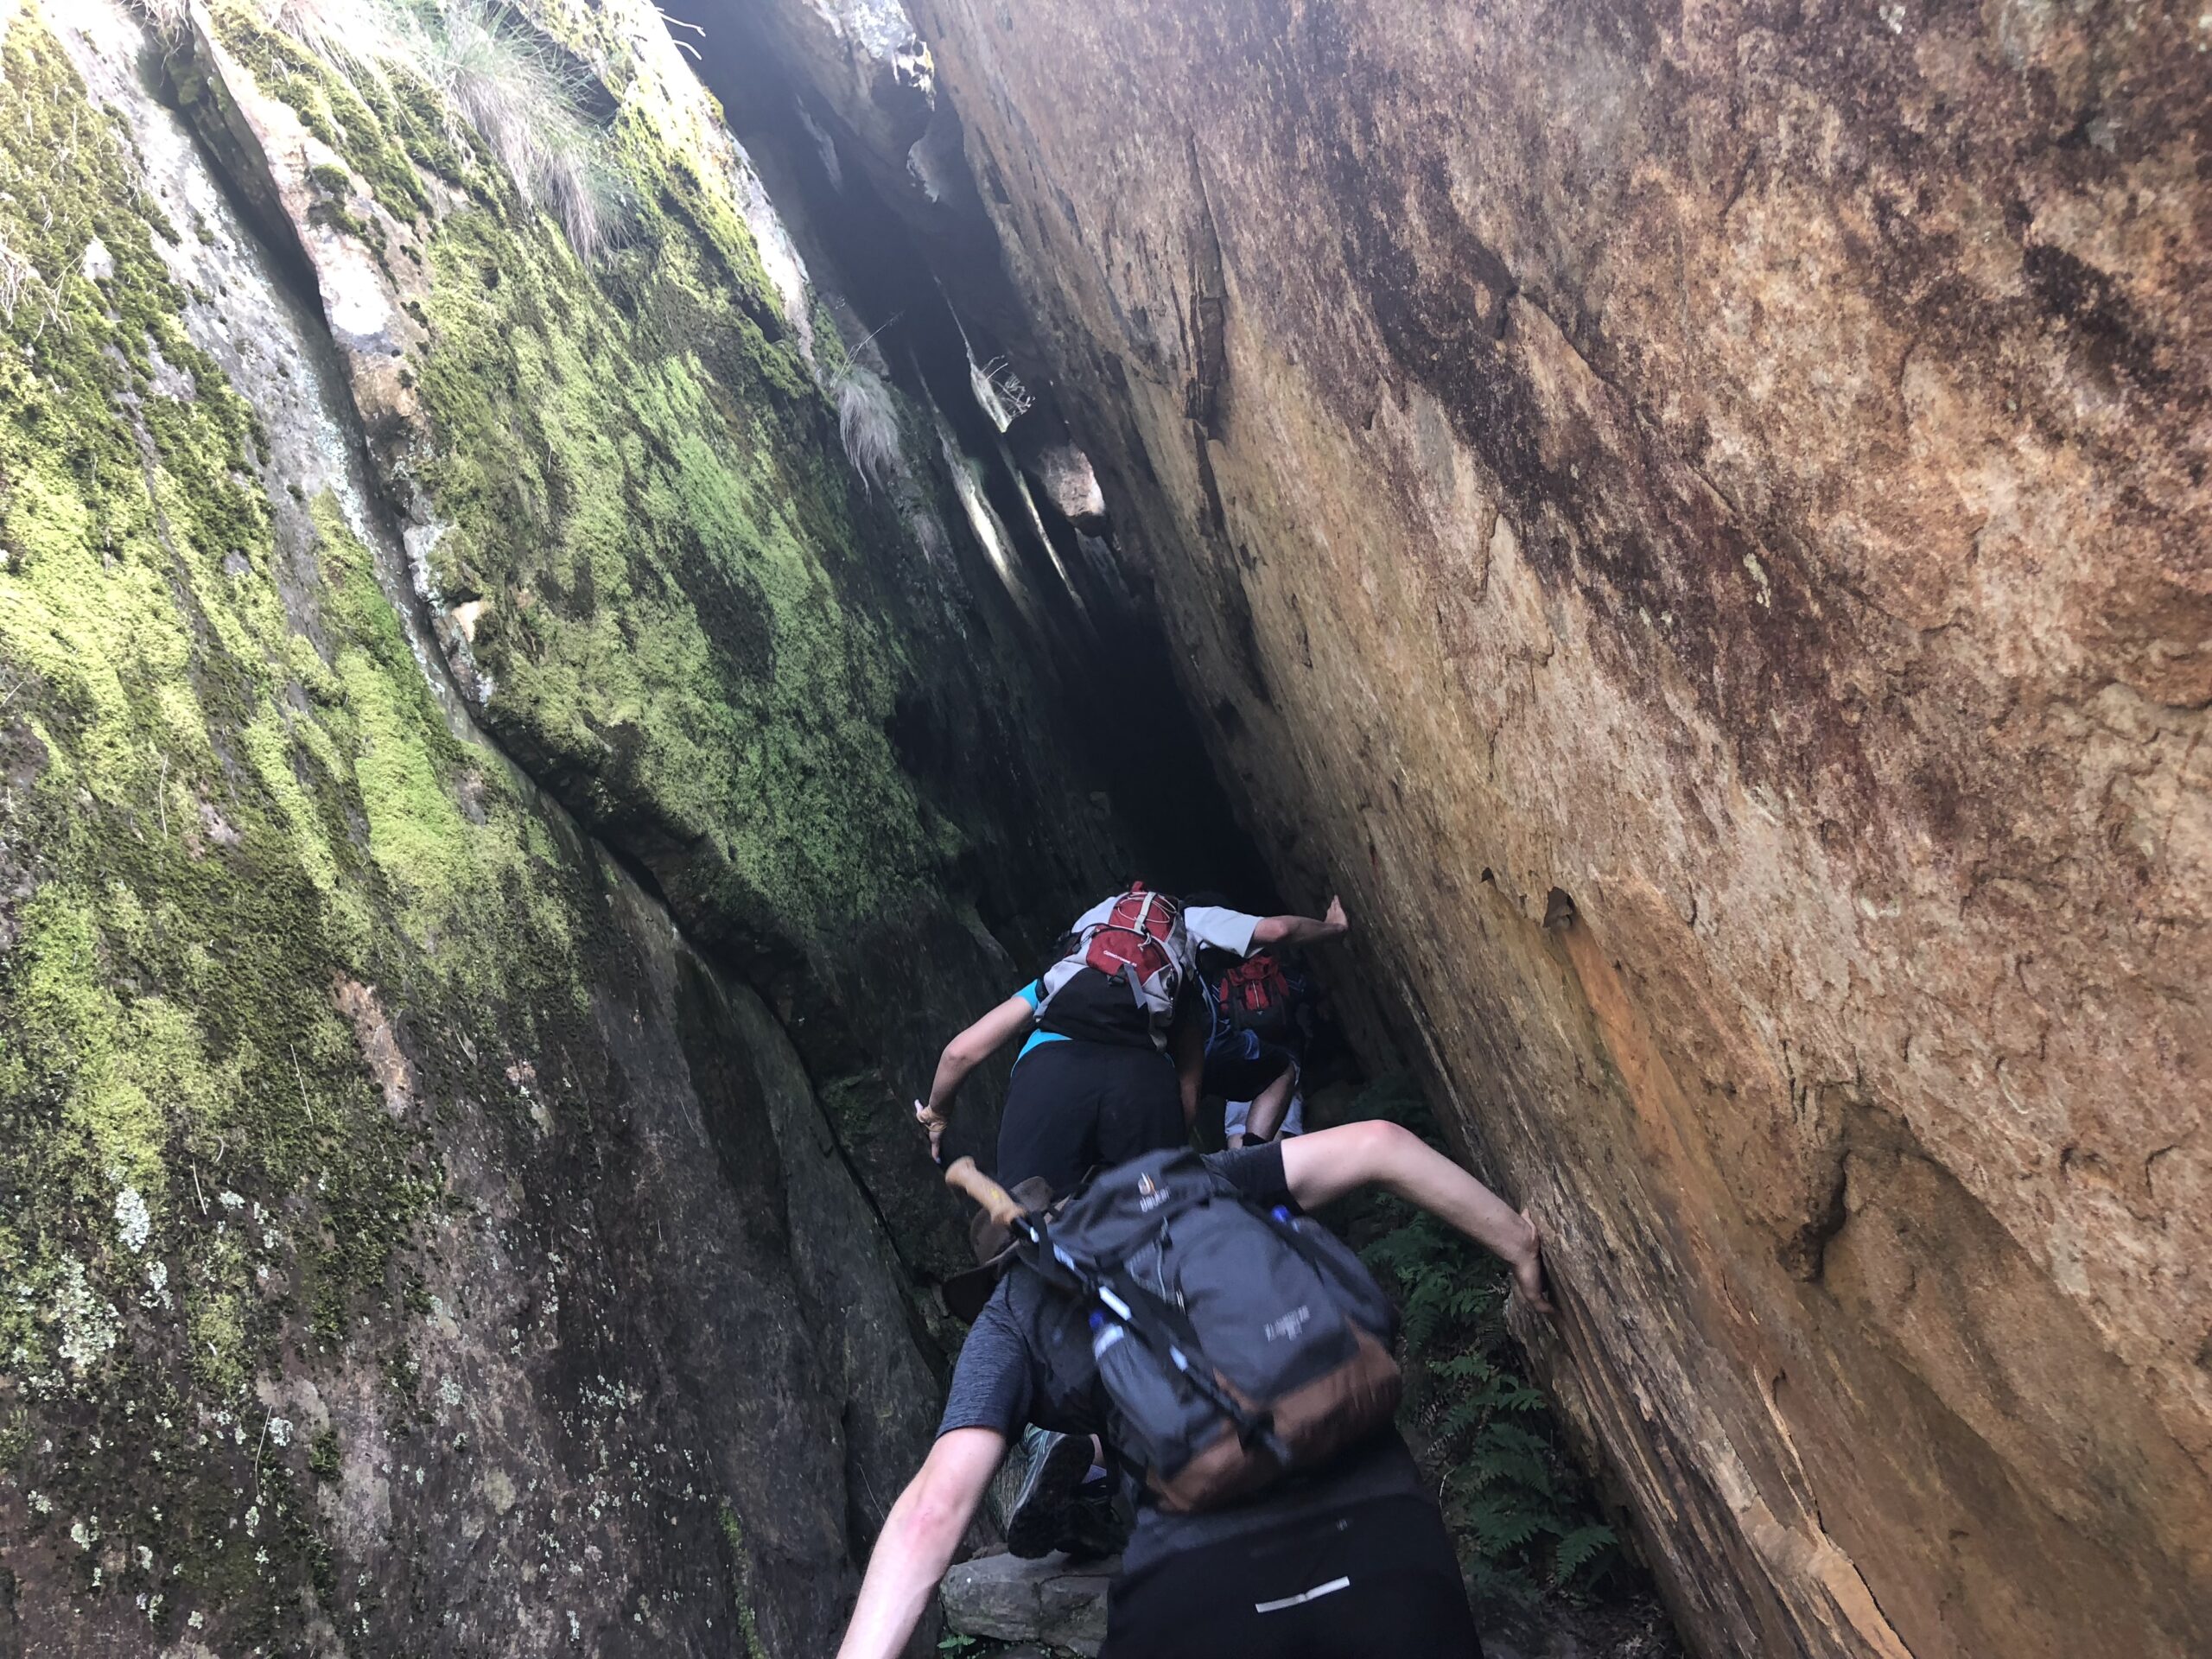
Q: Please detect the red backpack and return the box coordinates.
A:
[1082,883,1185,990]
[1217,952,1293,1037]
[1034,884,1192,1049]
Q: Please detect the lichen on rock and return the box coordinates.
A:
[0,7,966,1649]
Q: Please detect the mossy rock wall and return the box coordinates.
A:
[0,6,952,1650]
[166,0,1134,1288]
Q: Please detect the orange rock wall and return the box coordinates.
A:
[905,1,2212,1652]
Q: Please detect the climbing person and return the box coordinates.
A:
[832,1119,1548,1658]
[917,887,1352,1564]
[913,884,1351,1196]
[1201,942,1316,1148]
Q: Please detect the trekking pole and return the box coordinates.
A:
[944,1156,1031,1233]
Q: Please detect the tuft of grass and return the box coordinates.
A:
[422,0,627,261]
[834,364,903,494]
[261,0,383,60]
[537,138,632,264]
[133,0,191,41]
[0,233,44,328]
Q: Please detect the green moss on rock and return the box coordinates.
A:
[403,107,954,950]
[0,19,618,1641]
[191,0,962,965]
[204,1,435,222]
[418,198,937,930]
[716,1502,773,1659]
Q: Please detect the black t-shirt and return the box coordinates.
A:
[937,1144,1426,1575]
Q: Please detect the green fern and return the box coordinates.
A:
[1347,1075,1623,1604]
[1554,1523,1620,1586]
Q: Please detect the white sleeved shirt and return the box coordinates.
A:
[1068,897,1262,959]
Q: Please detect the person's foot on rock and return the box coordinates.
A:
[1056,1485,1128,1563]
[1005,1428,1093,1560]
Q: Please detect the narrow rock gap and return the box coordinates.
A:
[12,1,2197,1656]
[660,8,1682,1654]
[670,0,1281,918]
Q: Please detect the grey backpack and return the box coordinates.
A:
[1036,1149,1403,1513]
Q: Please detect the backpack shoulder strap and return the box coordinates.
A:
[1098,1258,1286,1460]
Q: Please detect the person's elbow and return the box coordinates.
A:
[904,1452,989,1550]
[944,1023,1003,1071]
[901,1484,967,1549]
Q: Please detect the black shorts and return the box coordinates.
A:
[995,1039,1184,1195]
[1103,1496,1483,1659]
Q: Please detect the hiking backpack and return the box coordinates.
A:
[1033,1148,1402,1513]
[1033,884,1192,1050]
[1215,952,1295,1040]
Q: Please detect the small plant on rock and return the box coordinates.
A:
[419,0,629,260]
[261,0,383,60]
[835,363,904,494]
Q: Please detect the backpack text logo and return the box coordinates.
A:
[1264,1305,1313,1343]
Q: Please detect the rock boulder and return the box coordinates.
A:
[894,1,2212,1655]
[940,1548,1113,1656]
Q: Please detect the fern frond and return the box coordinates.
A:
[1552,1523,1618,1586]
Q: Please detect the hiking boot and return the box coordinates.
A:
[1057,1484,1129,1562]
[1004,1428,1093,1560]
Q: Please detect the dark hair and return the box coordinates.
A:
[1183,890,1232,909]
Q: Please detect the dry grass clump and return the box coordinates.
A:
[133,0,626,262]
[264,0,376,59]
[133,0,191,40]
[835,364,904,494]
[138,0,390,59]
[422,0,627,260]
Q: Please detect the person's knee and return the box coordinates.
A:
[1344,1116,1418,1173]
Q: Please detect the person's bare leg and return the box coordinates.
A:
[1245,1065,1297,1141]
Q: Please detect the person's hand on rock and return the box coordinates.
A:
[915,1098,948,1165]
[1511,1208,1554,1315]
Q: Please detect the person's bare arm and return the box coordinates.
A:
[836,1427,1005,1659]
[915,995,1034,1163]
[1280,1120,1549,1311]
[1249,894,1351,950]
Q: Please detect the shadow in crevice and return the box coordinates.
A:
[669,0,1279,914]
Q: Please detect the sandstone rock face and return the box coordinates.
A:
[896,2,2212,1655]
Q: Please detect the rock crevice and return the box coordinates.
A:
[748,0,2212,1653]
